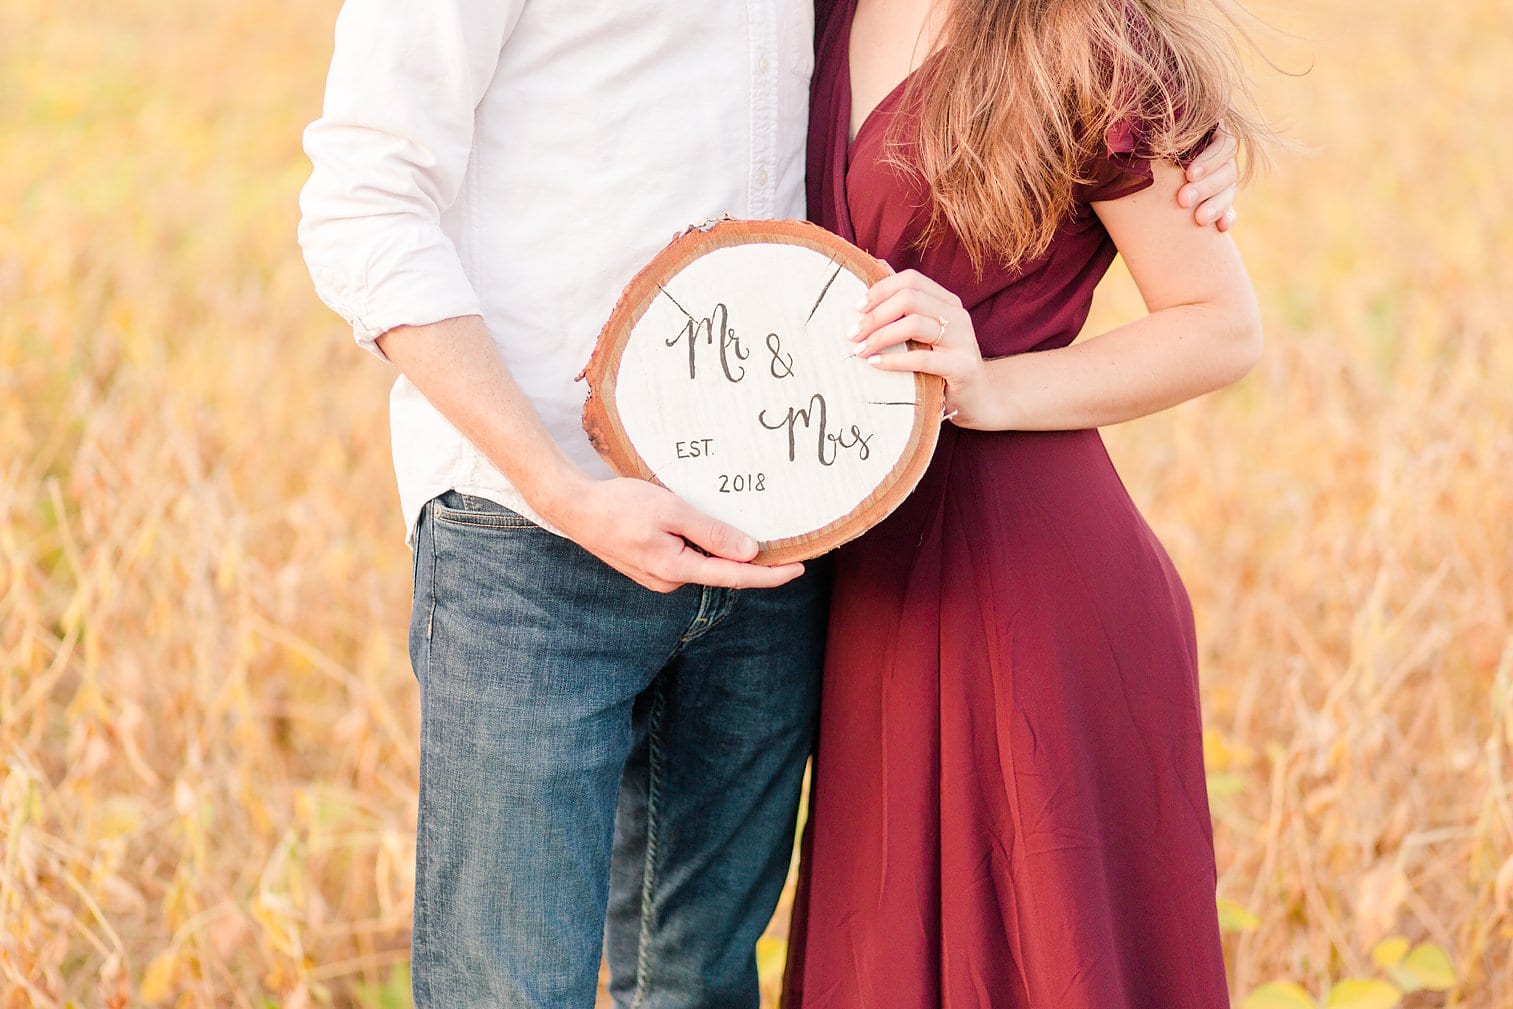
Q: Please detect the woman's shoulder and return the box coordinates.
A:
[1075,0,1253,202]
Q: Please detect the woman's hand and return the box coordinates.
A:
[849,269,992,428]
[1181,127,1241,231]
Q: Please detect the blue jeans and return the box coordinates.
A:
[408,491,827,1008]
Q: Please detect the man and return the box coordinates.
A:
[297,3,1241,1006]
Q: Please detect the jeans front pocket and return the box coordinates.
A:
[430,490,539,531]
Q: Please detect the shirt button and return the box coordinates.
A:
[758,55,770,74]
[755,168,769,188]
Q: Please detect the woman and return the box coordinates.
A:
[785,1,1269,1006]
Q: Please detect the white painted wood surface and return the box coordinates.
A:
[582,220,943,563]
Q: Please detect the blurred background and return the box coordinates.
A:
[1,0,1508,1006]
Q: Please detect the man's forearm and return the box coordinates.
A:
[375,315,589,522]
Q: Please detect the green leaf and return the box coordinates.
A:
[139,949,178,1005]
[1384,965,1422,995]
[1240,980,1316,1009]
[1323,978,1400,1009]
[354,962,412,1009]
[1398,942,1456,991]
[1370,936,1410,970]
[1207,772,1249,798]
[1218,897,1261,932]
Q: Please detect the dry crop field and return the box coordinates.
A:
[1,0,1509,1006]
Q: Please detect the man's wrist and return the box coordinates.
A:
[516,458,597,532]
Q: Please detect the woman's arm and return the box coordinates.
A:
[851,159,1261,430]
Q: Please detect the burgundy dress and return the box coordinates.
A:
[783,4,1230,1008]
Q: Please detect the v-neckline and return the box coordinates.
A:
[842,0,938,153]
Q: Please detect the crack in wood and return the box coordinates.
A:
[804,259,844,325]
[656,283,694,321]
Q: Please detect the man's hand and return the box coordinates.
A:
[546,476,805,593]
[376,315,803,593]
[1179,127,1241,232]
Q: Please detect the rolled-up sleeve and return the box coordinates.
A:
[298,0,525,358]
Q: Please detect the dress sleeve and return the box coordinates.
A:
[1077,0,1223,206]
[1079,116,1161,204]
[1079,114,1218,205]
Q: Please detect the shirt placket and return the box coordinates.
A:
[746,0,779,218]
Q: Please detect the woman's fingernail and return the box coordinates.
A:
[866,355,882,365]
[855,296,868,311]
[845,322,860,340]
[1190,164,1206,180]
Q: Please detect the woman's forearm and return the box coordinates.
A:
[969,300,1262,432]
[850,163,1262,432]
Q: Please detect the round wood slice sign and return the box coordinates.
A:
[581,219,944,564]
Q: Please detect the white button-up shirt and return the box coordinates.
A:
[299,1,816,542]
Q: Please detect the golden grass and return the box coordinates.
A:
[1,0,1508,1006]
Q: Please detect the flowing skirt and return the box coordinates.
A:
[783,426,1230,1009]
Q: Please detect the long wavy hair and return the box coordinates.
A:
[894,0,1273,270]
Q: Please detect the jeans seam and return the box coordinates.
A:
[424,504,439,640]
[629,675,669,1009]
[432,508,536,530]
[414,503,438,1008]
[678,587,739,645]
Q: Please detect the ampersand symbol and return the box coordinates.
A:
[766,333,795,379]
